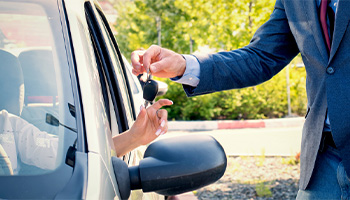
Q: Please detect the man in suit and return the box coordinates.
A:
[131,0,350,198]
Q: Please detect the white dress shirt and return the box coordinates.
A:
[0,110,58,174]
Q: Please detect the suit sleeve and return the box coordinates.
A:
[184,0,300,97]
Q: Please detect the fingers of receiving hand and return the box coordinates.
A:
[135,105,147,123]
[156,109,167,120]
[155,120,167,136]
[143,45,161,72]
[150,99,173,110]
[155,109,168,136]
[159,123,168,136]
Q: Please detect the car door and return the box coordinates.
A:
[65,0,226,199]
[82,1,163,199]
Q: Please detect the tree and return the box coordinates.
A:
[114,0,275,58]
[114,0,307,120]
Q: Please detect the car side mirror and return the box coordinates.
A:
[112,135,227,199]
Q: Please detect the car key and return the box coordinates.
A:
[143,70,158,108]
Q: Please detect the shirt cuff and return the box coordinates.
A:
[170,54,200,87]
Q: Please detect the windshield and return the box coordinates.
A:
[0,0,76,188]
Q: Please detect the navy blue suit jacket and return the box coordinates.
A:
[184,0,350,189]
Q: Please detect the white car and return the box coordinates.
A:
[0,0,227,199]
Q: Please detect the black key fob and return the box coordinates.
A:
[143,79,159,102]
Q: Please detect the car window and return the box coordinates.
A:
[0,0,76,175]
[87,23,118,154]
[85,3,140,163]
[85,3,123,157]
[123,56,140,95]
[96,11,135,126]
[0,0,77,198]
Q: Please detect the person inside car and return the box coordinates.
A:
[0,49,172,175]
[0,100,172,175]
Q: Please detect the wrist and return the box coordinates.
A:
[177,54,186,77]
[128,128,142,147]
[113,130,140,157]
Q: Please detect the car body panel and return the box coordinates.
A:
[64,0,121,198]
[85,152,118,199]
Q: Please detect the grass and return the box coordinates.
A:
[254,149,266,167]
[281,152,300,166]
[255,182,273,197]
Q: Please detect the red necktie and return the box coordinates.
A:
[320,0,333,52]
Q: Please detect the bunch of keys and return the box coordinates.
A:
[143,69,159,108]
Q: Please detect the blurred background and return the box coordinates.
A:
[97,1,304,199]
[98,0,307,122]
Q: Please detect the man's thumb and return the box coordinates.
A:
[150,59,167,73]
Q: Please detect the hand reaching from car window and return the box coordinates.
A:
[131,45,186,79]
[113,99,173,157]
[133,99,173,144]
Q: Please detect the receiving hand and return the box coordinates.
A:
[129,99,173,146]
[131,45,186,79]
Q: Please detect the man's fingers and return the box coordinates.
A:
[131,50,145,74]
[150,58,169,74]
[143,45,162,72]
[132,68,138,75]
[150,99,173,110]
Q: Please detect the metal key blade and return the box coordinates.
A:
[144,101,149,108]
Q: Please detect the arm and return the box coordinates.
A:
[131,0,299,96]
[5,111,59,170]
[113,99,173,157]
[188,0,299,96]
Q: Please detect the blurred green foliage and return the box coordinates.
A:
[114,0,275,57]
[158,64,306,120]
[113,0,307,120]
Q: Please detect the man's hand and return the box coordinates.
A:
[131,45,186,78]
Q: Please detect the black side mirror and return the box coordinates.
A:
[112,135,227,199]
